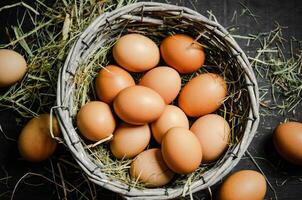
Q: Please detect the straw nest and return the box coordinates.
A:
[56,2,259,199]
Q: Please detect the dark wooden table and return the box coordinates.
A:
[1,0,302,199]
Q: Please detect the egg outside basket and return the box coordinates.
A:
[56,2,259,199]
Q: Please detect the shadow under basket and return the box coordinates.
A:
[56,2,259,199]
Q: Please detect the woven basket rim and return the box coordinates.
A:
[56,2,260,199]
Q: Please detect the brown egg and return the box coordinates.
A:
[110,123,151,159]
[151,105,189,144]
[178,73,227,117]
[139,66,181,104]
[160,34,205,74]
[113,86,165,125]
[273,121,302,165]
[95,65,135,104]
[0,49,27,87]
[161,127,202,174]
[18,114,61,162]
[219,170,267,200]
[113,34,160,72]
[77,101,116,141]
[130,148,174,187]
[190,114,230,163]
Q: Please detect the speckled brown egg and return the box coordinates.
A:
[130,148,174,187]
[113,34,160,72]
[219,170,267,200]
[190,114,230,163]
[139,66,181,104]
[151,105,189,144]
[0,49,27,87]
[95,65,135,104]
[160,34,205,74]
[113,85,165,125]
[77,101,116,141]
[178,73,227,117]
[161,127,202,174]
[110,123,151,159]
[273,121,302,165]
[18,114,61,162]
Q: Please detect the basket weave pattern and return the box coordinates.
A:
[56,2,259,199]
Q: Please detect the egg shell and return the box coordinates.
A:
[77,101,116,141]
[95,65,135,104]
[161,127,202,174]
[18,114,61,162]
[151,105,189,144]
[190,114,230,163]
[110,123,151,159]
[113,85,165,125]
[178,73,227,117]
[130,148,174,187]
[0,49,27,87]
[160,34,205,74]
[113,34,160,72]
[139,66,181,104]
[273,121,302,165]
[218,170,267,200]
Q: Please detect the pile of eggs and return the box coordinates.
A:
[2,33,302,200]
[76,33,230,187]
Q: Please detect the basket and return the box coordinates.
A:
[56,2,259,199]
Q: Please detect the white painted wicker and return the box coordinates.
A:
[56,2,259,199]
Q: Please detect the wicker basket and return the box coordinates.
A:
[56,2,259,199]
